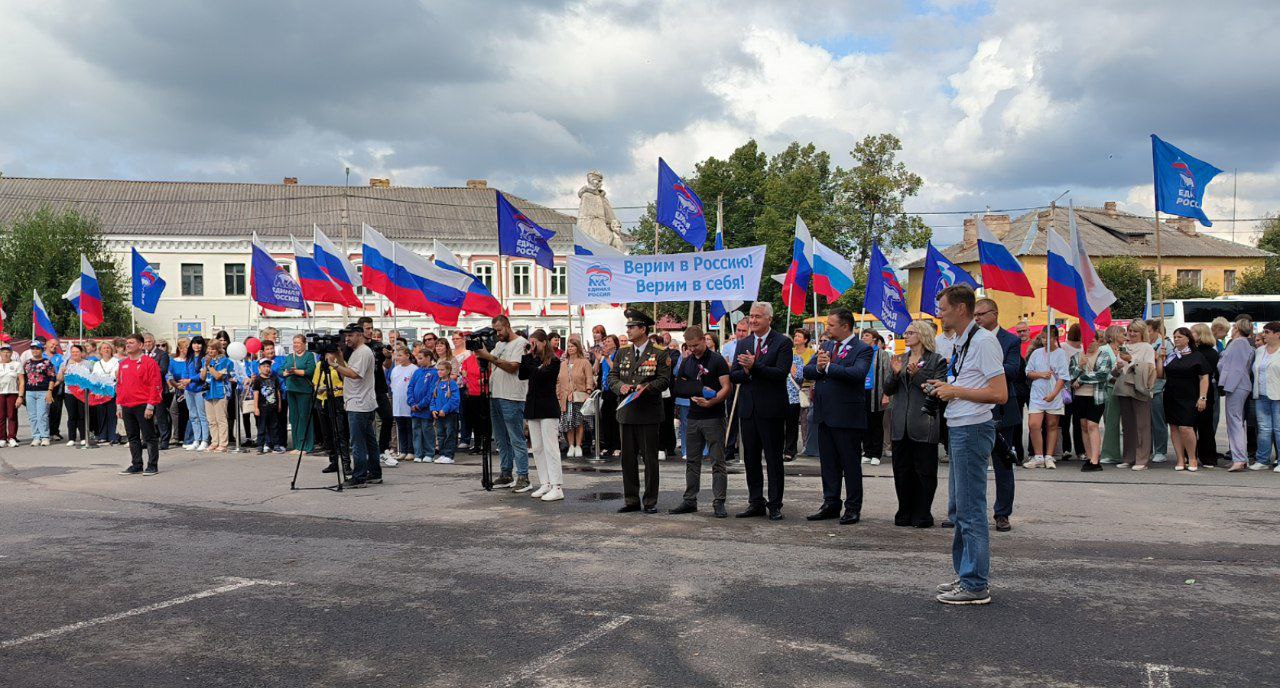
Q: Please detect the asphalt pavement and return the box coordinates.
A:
[1,423,1278,687]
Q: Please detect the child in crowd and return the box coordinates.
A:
[251,359,284,454]
[431,359,460,464]
[408,348,439,462]
[388,346,418,465]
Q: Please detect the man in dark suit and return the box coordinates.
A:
[606,309,672,514]
[976,298,1019,532]
[728,301,793,520]
[803,308,874,525]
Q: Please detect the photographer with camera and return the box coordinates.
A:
[472,315,530,491]
[884,320,947,528]
[327,323,382,488]
[925,284,1007,606]
[356,317,395,463]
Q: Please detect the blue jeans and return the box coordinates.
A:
[186,391,209,443]
[1256,397,1280,465]
[490,398,528,476]
[458,409,471,447]
[947,420,996,592]
[348,410,379,481]
[25,392,49,439]
[412,417,434,459]
[435,413,458,459]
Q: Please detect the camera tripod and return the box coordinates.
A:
[475,357,495,491]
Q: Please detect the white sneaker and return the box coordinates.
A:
[384,456,399,467]
[869,457,881,466]
[183,443,196,451]
[861,456,871,464]
[1249,462,1270,471]
[1274,464,1280,473]
[541,487,564,502]
[196,441,209,452]
[8,439,17,447]
[1151,453,1168,464]
[402,453,414,462]
[435,457,454,464]
[40,438,50,446]
[531,484,551,498]
[1022,456,1045,469]
[1043,456,1056,469]
[30,439,40,447]
[80,440,88,447]
[67,440,76,447]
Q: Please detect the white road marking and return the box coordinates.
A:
[488,614,632,688]
[0,576,289,650]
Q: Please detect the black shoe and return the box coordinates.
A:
[642,506,658,514]
[768,508,784,521]
[367,477,383,485]
[782,455,796,463]
[913,520,934,528]
[342,479,367,488]
[143,465,158,476]
[806,508,840,521]
[839,512,860,525]
[669,502,698,515]
[321,464,338,474]
[159,445,171,451]
[995,516,1011,532]
[941,518,955,528]
[616,504,641,513]
[735,507,766,519]
[712,503,728,518]
[118,466,143,475]
[1081,462,1103,472]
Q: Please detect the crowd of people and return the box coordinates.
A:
[3,294,1280,604]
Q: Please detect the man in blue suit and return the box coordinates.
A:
[976,298,1020,532]
[803,308,874,525]
[729,301,794,521]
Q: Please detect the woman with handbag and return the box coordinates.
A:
[1023,326,1070,469]
[884,321,947,528]
[557,338,594,458]
[1113,321,1158,470]
[1070,336,1114,471]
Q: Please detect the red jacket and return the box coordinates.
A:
[116,354,163,408]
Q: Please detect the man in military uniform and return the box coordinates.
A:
[606,309,672,513]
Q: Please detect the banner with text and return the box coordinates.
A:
[568,246,766,305]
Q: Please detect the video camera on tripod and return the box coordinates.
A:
[304,332,343,356]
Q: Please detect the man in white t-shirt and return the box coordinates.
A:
[925,284,1007,606]
[474,315,531,491]
[328,324,380,487]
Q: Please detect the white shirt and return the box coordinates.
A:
[943,320,1006,427]
[0,360,21,394]
[935,331,958,361]
[490,336,529,401]
[1027,346,1070,410]
[342,344,378,413]
[389,363,417,417]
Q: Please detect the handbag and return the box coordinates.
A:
[581,389,602,416]
[798,388,811,409]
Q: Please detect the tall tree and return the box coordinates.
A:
[829,133,931,266]
[0,207,130,338]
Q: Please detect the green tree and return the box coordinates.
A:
[828,133,932,267]
[1256,214,1280,259]
[1237,214,1280,294]
[1094,257,1150,320]
[0,207,130,338]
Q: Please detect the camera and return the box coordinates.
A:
[305,332,342,356]
[466,327,497,353]
[921,383,941,416]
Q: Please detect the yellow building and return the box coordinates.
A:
[904,203,1270,329]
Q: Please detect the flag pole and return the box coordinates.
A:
[1154,209,1165,318]
[785,283,793,337]
[652,219,660,320]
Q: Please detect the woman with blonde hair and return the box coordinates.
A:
[884,320,947,527]
[1220,317,1255,471]
[1112,320,1156,470]
[1071,335,1113,470]
[1098,325,1126,463]
[557,338,594,458]
[1191,322,1221,467]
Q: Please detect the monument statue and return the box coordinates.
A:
[576,171,628,252]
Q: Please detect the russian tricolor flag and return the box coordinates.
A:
[976,217,1034,298]
[811,239,854,302]
[780,215,814,316]
[62,254,104,331]
[292,236,349,306]
[434,240,502,317]
[32,290,58,340]
[1046,202,1116,343]
[313,225,363,308]
[361,224,473,327]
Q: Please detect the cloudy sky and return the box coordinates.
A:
[3,0,1278,246]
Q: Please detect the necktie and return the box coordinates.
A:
[757,336,766,356]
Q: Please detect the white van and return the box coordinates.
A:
[1147,296,1280,331]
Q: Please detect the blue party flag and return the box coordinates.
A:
[1152,134,1223,227]
[131,248,167,314]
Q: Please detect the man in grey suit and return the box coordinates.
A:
[803,308,874,525]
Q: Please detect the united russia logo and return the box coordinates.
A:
[585,264,613,299]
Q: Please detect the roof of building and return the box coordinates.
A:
[0,176,576,244]
[904,204,1270,269]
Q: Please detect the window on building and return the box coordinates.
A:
[1176,269,1202,288]
[352,260,367,296]
[181,263,204,296]
[1224,269,1237,293]
[473,262,495,292]
[512,263,531,296]
[550,264,566,296]
[224,263,246,296]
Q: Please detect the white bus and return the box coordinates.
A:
[1148,296,1280,331]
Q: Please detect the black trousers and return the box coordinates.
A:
[257,405,281,449]
[48,387,64,437]
[377,391,393,453]
[462,395,490,453]
[155,391,172,448]
[891,437,938,526]
[660,396,677,455]
[620,423,659,508]
[1196,390,1219,466]
[862,391,884,459]
[121,404,158,469]
[64,395,88,442]
[741,415,785,510]
[783,403,801,458]
[818,424,862,514]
